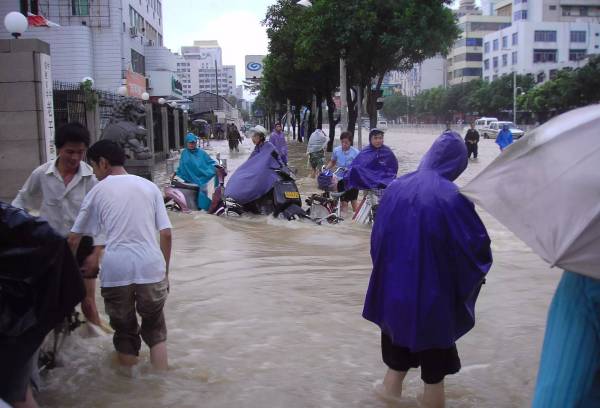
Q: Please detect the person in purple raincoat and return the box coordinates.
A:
[363,131,492,407]
[269,122,288,164]
[343,128,398,192]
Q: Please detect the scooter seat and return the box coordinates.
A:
[171,179,200,192]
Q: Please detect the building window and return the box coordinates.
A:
[466,53,483,61]
[493,56,498,68]
[514,10,528,21]
[19,0,39,15]
[461,68,482,77]
[484,76,489,82]
[570,31,586,42]
[512,32,518,45]
[549,5,556,10]
[72,0,89,16]
[493,39,499,50]
[537,72,546,83]
[533,49,557,63]
[465,38,483,47]
[534,31,557,42]
[484,42,490,53]
[131,49,145,75]
[493,74,498,80]
[502,54,508,66]
[569,49,587,61]
[484,59,490,70]
[512,51,518,64]
[502,36,508,49]
[549,69,558,79]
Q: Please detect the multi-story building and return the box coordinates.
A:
[0,0,176,97]
[447,7,512,86]
[177,40,236,98]
[482,0,600,83]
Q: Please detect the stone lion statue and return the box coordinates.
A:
[100,97,152,160]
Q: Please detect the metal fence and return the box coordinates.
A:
[52,81,88,129]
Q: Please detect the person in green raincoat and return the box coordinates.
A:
[176,133,217,211]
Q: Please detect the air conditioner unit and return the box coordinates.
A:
[129,27,138,38]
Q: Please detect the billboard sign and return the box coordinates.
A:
[126,70,146,98]
[245,55,265,80]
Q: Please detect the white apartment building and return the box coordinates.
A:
[482,0,600,83]
[177,40,236,98]
[0,0,170,96]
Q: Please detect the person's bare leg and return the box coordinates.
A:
[117,352,138,367]
[12,385,39,408]
[382,368,407,398]
[421,381,445,408]
[340,201,349,216]
[150,341,168,371]
[82,279,101,326]
[351,199,359,213]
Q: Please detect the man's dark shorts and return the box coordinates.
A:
[381,333,461,384]
[101,279,168,356]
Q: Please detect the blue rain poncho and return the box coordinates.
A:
[224,141,282,204]
[176,133,217,210]
[343,144,398,190]
[496,127,514,150]
[363,131,493,352]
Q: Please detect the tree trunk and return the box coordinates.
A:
[347,86,357,134]
[326,95,340,152]
[317,94,323,129]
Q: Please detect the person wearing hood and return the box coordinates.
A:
[269,122,288,164]
[306,129,329,178]
[176,133,218,211]
[343,128,398,191]
[496,124,514,151]
[363,131,492,407]
[224,126,283,207]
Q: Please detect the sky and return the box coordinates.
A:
[163,0,274,93]
[162,0,473,96]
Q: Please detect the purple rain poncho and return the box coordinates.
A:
[269,131,288,164]
[343,144,398,190]
[363,131,492,352]
[224,141,282,204]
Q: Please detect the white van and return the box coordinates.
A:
[474,117,498,133]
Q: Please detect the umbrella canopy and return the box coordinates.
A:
[461,105,600,279]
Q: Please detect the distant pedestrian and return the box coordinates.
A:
[363,131,492,408]
[269,122,288,164]
[327,131,360,213]
[227,124,243,152]
[464,123,480,159]
[496,124,513,151]
[68,140,172,370]
[306,129,328,178]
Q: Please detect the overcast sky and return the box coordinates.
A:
[162,0,469,93]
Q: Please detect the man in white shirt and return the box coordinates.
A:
[68,140,172,370]
[12,123,103,326]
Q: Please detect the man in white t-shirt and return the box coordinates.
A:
[68,140,172,370]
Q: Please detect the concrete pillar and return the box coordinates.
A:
[173,109,180,150]
[161,106,169,158]
[0,39,52,202]
[144,102,154,156]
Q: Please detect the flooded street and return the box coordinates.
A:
[39,128,560,408]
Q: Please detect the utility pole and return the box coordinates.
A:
[513,70,517,124]
[215,60,219,109]
[356,85,363,148]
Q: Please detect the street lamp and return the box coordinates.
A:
[141,92,150,101]
[158,97,166,105]
[117,86,128,96]
[4,12,28,39]
[512,71,526,124]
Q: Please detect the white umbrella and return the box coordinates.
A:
[461,105,600,280]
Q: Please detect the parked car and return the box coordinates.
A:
[483,121,525,139]
[377,120,388,130]
[474,117,498,134]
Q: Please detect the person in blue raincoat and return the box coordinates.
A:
[176,133,217,211]
[495,123,513,151]
[363,131,492,407]
[343,128,398,191]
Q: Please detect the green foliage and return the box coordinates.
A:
[80,80,98,107]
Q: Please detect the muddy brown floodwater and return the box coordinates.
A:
[39,127,560,408]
